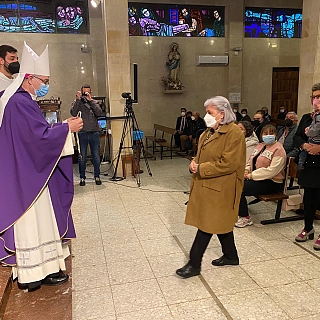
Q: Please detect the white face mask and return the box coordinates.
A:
[233,109,238,113]
[191,116,195,121]
[204,113,219,128]
[241,113,246,117]
[181,112,186,116]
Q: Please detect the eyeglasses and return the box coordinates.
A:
[310,94,320,100]
[34,76,49,85]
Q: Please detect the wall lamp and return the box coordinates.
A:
[91,0,101,8]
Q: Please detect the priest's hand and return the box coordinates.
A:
[67,117,83,132]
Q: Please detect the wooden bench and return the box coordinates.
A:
[256,157,304,225]
[145,124,178,160]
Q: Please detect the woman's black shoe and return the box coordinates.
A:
[176,263,200,278]
[212,255,239,266]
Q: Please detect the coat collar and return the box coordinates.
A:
[202,123,234,146]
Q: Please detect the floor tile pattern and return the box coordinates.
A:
[72,158,320,320]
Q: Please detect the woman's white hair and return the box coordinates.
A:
[204,96,236,124]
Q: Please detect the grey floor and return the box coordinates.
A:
[71,157,320,320]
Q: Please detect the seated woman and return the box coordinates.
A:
[238,120,259,165]
[235,124,287,227]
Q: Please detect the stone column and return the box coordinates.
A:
[102,0,132,172]
[226,0,244,107]
[297,0,320,115]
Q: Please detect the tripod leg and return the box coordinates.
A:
[130,111,152,177]
[110,116,130,181]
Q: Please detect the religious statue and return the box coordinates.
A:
[161,43,183,90]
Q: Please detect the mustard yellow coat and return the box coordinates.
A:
[185,123,246,234]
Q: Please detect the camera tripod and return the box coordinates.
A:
[110,93,152,187]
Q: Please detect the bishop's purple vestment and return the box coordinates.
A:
[0,88,76,266]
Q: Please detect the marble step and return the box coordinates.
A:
[0,267,12,319]
[2,256,72,320]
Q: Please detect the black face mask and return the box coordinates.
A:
[5,61,20,74]
[253,120,260,127]
[285,119,293,127]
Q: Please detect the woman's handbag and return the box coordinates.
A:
[282,192,303,211]
[281,158,303,211]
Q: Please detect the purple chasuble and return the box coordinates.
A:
[0,88,76,265]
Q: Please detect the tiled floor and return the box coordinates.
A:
[71,157,320,320]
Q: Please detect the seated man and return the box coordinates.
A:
[179,111,193,154]
[261,106,271,122]
[277,105,287,120]
[277,111,299,158]
[174,107,187,148]
[232,105,242,122]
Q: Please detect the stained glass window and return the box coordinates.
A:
[245,7,302,38]
[0,0,89,33]
[128,2,225,37]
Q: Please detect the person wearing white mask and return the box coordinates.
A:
[174,107,187,149]
[240,108,251,122]
[235,124,286,228]
[232,104,242,122]
[176,96,246,278]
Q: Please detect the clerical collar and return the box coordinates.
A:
[28,91,37,101]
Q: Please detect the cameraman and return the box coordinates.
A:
[70,84,103,186]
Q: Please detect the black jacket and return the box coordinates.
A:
[70,99,102,132]
[191,117,206,138]
[294,113,320,188]
[175,116,187,131]
[254,118,268,142]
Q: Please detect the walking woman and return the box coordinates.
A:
[176,96,246,278]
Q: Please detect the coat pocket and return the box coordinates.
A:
[202,179,221,192]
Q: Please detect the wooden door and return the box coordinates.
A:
[271,67,299,119]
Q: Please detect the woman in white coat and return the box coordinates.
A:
[238,120,259,165]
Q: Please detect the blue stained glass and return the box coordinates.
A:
[245,7,302,38]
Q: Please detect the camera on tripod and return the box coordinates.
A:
[81,92,89,103]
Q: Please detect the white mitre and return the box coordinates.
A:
[0,42,50,126]
[20,41,50,76]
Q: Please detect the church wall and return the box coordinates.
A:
[129,0,303,136]
[0,0,303,139]
[0,6,106,122]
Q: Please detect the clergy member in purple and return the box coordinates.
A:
[0,42,83,291]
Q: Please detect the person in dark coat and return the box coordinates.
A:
[262,106,271,122]
[277,105,287,120]
[253,111,268,142]
[174,107,187,148]
[240,108,251,122]
[277,111,299,158]
[232,105,242,122]
[294,83,320,250]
